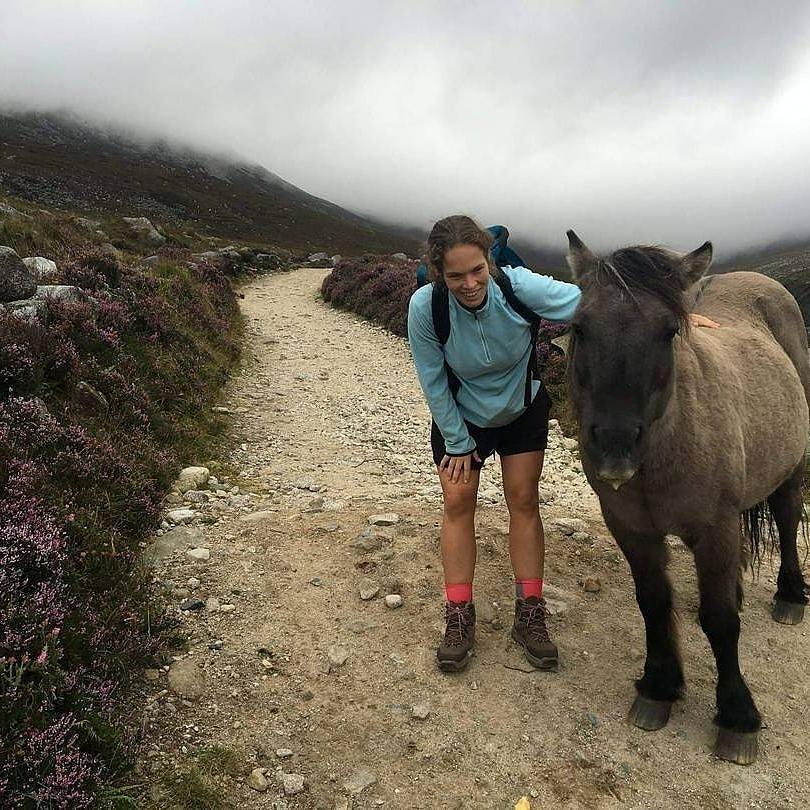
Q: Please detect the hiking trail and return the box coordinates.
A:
[138,268,810,809]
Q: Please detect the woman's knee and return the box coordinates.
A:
[443,487,477,519]
[505,486,539,515]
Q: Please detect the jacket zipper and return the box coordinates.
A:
[474,311,492,362]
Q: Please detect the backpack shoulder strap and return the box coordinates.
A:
[431,282,451,345]
[493,270,540,325]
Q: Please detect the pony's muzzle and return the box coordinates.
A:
[595,464,638,490]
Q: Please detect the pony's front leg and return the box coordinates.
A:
[692,523,761,765]
[607,518,684,731]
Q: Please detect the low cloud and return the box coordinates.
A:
[1,0,809,256]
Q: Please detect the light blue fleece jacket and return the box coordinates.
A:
[407,266,581,455]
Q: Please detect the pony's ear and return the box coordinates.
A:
[566,230,599,283]
[682,241,713,285]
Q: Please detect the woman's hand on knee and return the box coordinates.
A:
[439,451,481,484]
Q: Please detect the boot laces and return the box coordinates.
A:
[443,603,471,647]
[519,599,550,643]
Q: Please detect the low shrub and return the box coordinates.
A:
[321,256,575,432]
[0,248,242,807]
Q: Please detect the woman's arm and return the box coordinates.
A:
[503,266,581,321]
[407,292,477,457]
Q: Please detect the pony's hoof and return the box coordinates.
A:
[772,599,805,625]
[628,695,672,730]
[713,729,758,765]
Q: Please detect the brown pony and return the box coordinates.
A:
[565,231,809,765]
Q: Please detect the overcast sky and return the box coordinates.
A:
[2,1,810,255]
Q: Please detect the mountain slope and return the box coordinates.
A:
[0,111,420,255]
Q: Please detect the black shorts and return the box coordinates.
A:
[431,387,552,470]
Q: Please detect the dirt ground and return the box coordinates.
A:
[137,268,810,810]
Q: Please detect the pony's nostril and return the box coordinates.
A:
[634,425,642,442]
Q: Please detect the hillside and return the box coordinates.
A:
[719,243,810,329]
[0,111,420,256]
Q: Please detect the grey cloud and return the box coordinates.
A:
[1,0,810,256]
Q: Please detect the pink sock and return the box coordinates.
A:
[515,579,543,599]
[445,582,473,604]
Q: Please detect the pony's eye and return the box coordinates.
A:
[661,326,679,342]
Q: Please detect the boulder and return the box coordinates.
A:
[73,381,109,417]
[122,216,165,247]
[176,466,210,493]
[3,299,47,322]
[307,252,328,262]
[33,285,89,304]
[391,252,408,261]
[167,658,206,699]
[0,202,22,218]
[22,257,59,283]
[74,217,101,231]
[0,246,37,302]
[145,526,205,564]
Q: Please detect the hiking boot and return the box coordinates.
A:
[512,596,558,670]
[437,601,475,672]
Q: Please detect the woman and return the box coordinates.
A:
[408,215,716,673]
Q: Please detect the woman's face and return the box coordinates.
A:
[443,243,490,308]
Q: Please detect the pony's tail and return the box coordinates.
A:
[741,500,778,574]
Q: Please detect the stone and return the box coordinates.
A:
[572,531,592,544]
[248,767,269,792]
[368,513,400,526]
[33,285,87,304]
[281,772,305,796]
[74,216,101,231]
[123,216,165,246]
[0,246,36,301]
[167,658,206,699]
[219,603,236,613]
[411,703,431,720]
[582,576,602,593]
[187,577,201,589]
[72,381,109,417]
[143,668,160,682]
[391,252,408,260]
[0,202,22,218]
[359,579,380,601]
[276,748,294,759]
[176,466,210,493]
[3,298,47,321]
[240,510,275,524]
[145,526,204,563]
[22,256,58,282]
[179,598,205,611]
[328,645,350,668]
[353,529,383,552]
[307,252,328,262]
[384,594,403,609]
[343,768,377,794]
[167,508,196,524]
[186,547,211,563]
[184,490,209,504]
[553,517,587,536]
[205,597,221,612]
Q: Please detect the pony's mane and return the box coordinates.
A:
[591,246,689,326]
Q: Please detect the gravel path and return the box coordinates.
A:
[138,268,810,809]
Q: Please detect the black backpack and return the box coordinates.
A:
[430,270,542,408]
